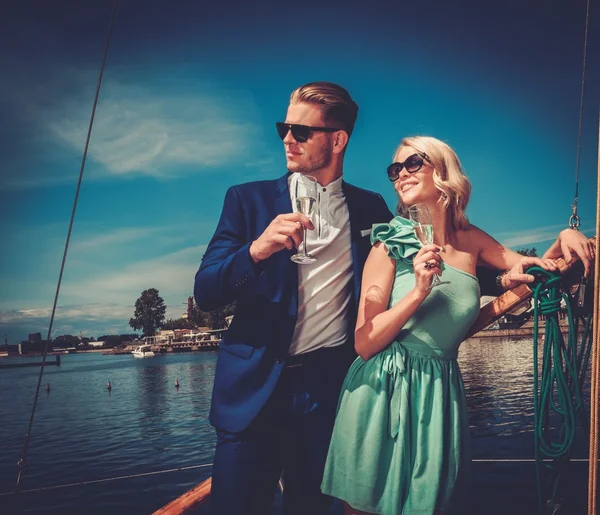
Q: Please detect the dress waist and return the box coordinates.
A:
[378,341,459,439]
[391,340,459,362]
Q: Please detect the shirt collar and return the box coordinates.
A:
[320,175,343,194]
[287,173,344,194]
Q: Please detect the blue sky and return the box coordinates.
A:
[1,0,598,341]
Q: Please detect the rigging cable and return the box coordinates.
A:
[11,1,119,512]
[570,0,591,230]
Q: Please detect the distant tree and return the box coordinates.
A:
[188,304,207,328]
[517,247,538,257]
[129,288,167,336]
[53,335,80,348]
[203,303,236,329]
[102,335,121,348]
[163,318,193,330]
[186,298,235,329]
[119,334,139,342]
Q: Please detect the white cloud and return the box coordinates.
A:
[49,81,259,177]
[0,303,131,324]
[0,64,272,188]
[0,219,210,339]
[495,224,595,249]
[0,303,136,340]
[69,226,164,252]
[61,244,206,302]
[0,242,207,340]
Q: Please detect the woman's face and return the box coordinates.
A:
[392,146,439,207]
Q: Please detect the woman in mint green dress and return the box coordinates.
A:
[321,136,561,515]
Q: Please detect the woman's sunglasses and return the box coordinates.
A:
[386,153,431,182]
[276,122,341,143]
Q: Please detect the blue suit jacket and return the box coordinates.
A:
[194,173,394,432]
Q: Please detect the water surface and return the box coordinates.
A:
[0,339,593,514]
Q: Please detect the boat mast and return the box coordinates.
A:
[587,112,600,515]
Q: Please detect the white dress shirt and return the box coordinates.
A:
[287,174,354,356]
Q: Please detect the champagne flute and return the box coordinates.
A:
[407,203,449,289]
[291,174,318,264]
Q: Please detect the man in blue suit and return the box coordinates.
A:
[194,81,595,514]
[195,82,394,514]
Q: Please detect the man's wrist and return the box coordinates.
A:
[248,241,270,272]
[249,241,262,264]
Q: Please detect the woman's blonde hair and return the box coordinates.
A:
[394,136,471,230]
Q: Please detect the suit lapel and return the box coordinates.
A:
[274,173,293,214]
[274,174,298,316]
[342,181,363,307]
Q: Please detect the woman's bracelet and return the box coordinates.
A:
[496,270,509,293]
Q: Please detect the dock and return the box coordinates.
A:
[0,355,61,369]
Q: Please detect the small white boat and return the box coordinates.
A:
[131,344,155,358]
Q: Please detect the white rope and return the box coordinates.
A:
[0,463,212,496]
[3,458,597,498]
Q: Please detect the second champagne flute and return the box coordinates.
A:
[291,174,318,264]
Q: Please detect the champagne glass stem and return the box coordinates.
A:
[303,227,308,256]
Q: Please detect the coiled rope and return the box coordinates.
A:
[529,266,593,514]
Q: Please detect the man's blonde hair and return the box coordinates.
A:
[290,82,359,137]
[394,136,471,230]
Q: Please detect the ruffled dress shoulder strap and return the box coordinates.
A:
[370,216,422,262]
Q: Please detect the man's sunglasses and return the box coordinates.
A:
[276,122,341,143]
[386,153,431,182]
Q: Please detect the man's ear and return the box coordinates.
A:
[332,130,349,154]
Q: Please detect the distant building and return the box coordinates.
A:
[88,341,105,348]
[19,340,52,354]
[173,329,192,340]
[0,344,19,356]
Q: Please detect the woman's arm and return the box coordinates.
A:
[354,242,441,361]
[472,225,557,290]
[473,226,523,270]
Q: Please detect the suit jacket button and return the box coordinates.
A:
[276,358,284,364]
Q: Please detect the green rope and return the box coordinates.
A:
[529,266,593,514]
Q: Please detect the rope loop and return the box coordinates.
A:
[527,266,561,293]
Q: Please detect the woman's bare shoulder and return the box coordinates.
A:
[455,225,503,260]
[458,224,498,245]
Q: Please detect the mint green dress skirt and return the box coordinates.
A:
[321,217,481,514]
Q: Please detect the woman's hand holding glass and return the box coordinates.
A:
[407,203,448,289]
[412,244,444,294]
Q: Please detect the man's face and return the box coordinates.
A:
[282,102,333,175]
